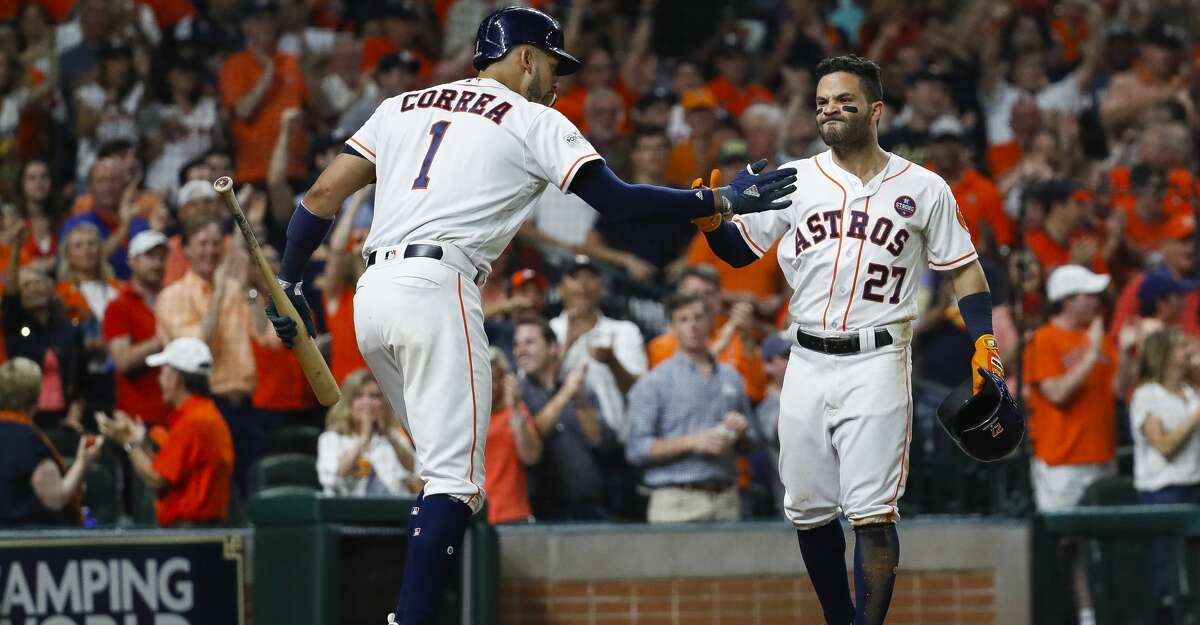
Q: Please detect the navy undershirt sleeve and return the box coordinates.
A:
[279,202,333,284]
[569,161,716,222]
[704,221,759,267]
[957,291,994,340]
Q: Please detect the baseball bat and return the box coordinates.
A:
[213,176,342,407]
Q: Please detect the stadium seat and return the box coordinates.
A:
[1079,475,1138,506]
[249,453,320,496]
[267,426,321,456]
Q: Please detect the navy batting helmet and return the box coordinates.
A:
[473,7,582,75]
[936,369,1024,462]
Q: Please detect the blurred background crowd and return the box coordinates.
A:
[1,0,1200,555]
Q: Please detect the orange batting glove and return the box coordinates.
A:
[971,334,1005,394]
[690,169,724,233]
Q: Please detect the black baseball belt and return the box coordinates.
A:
[795,327,893,355]
[366,243,443,267]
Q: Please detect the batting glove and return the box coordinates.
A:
[266,279,317,348]
[713,159,797,216]
[970,334,1005,395]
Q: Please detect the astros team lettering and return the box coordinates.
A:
[400,88,513,125]
[794,209,911,257]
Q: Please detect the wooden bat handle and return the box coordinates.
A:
[212,176,342,407]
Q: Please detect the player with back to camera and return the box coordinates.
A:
[261,6,798,625]
[695,55,1004,625]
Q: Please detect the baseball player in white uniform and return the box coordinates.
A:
[696,55,1005,625]
[264,8,797,624]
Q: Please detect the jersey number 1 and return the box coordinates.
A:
[412,121,451,189]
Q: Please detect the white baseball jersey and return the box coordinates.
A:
[731,150,977,332]
[346,77,603,274]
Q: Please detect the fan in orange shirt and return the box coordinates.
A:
[706,43,773,119]
[1114,163,1196,258]
[218,4,308,184]
[647,266,766,402]
[925,116,1014,252]
[360,4,433,81]
[249,244,319,428]
[665,89,721,187]
[317,189,371,384]
[1023,180,1111,274]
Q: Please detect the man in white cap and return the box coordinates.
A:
[175,179,223,225]
[1022,264,1136,625]
[98,337,234,527]
[103,230,171,427]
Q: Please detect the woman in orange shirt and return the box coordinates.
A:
[317,187,370,384]
[483,348,541,524]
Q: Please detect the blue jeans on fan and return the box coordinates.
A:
[1139,483,1200,621]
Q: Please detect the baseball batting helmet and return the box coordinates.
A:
[473,7,582,75]
[936,369,1024,462]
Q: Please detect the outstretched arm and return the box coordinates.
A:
[568,160,796,223]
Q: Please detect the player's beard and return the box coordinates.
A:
[818,110,871,149]
[524,65,556,107]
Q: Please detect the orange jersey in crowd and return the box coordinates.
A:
[219,49,309,183]
[686,235,785,299]
[151,396,234,526]
[1024,229,1109,274]
[324,288,367,384]
[705,78,774,119]
[950,168,1013,248]
[666,141,719,189]
[1023,323,1118,466]
[1112,196,1195,252]
[483,405,532,525]
[646,326,766,402]
[1108,166,1198,219]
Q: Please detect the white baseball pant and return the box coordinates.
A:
[778,323,914,528]
[354,242,490,513]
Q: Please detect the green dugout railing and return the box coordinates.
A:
[1037,504,1200,625]
[250,490,499,625]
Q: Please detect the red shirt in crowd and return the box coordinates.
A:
[1108,270,1200,341]
[102,285,168,426]
[250,327,318,412]
[152,395,234,526]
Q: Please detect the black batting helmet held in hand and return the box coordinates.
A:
[936,369,1024,462]
[473,7,582,75]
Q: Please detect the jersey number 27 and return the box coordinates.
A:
[862,263,907,304]
[412,121,451,189]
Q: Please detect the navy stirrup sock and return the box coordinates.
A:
[394,493,472,625]
[796,520,854,625]
[853,522,900,625]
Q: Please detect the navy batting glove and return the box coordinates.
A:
[266,280,316,348]
[714,159,798,216]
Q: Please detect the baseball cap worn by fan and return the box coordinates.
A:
[929,115,965,141]
[377,50,419,74]
[177,179,217,205]
[719,140,749,165]
[564,254,600,277]
[681,88,718,112]
[1045,265,1111,303]
[128,230,169,258]
[510,268,548,292]
[1138,269,1197,309]
[147,337,214,375]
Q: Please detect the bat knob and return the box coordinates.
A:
[213,177,234,194]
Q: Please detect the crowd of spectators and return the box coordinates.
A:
[1,0,1200,570]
